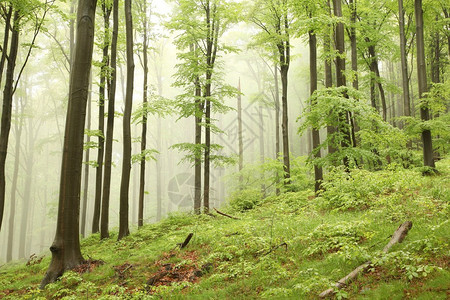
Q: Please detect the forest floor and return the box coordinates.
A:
[0,158,449,299]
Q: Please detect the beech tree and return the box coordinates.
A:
[100,0,118,239]
[251,0,293,183]
[0,0,53,231]
[41,0,97,288]
[118,0,134,240]
[92,0,112,234]
[168,0,238,213]
[414,0,435,169]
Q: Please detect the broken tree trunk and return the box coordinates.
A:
[319,221,413,298]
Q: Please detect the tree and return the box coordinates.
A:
[414,0,435,168]
[0,0,53,231]
[309,28,324,193]
[251,0,293,183]
[41,0,97,288]
[398,0,412,121]
[135,0,152,227]
[118,0,134,240]
[92,1,112,234]
[169,0,238,213]
[100,0,118,240]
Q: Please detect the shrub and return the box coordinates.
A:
[228,189,262,212]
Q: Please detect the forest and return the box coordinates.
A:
[0,0,449,298]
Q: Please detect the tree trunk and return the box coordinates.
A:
[333,0,352,169]
[238,78,244,189]
[92,5,111,234]
[118,0,134,240]
[156,118,162,221]
[309,30,323,193]
[398,0,411,120]
[6,93,24,262]
[273,64,281,195]
[414,0,435,168]
[101,0,118,239]
[81,74,92,238]
[349,0,358,90]
[323,0,336,155]
[280,64,290,182]
[138,1,149,227]
[0,10,20,232]
[258,105,266,196]
[203,84,211,213]
[40,0,97,288]
[192,43,202,214]
[0,5,12,87]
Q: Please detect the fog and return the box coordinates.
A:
[0,0,315,263]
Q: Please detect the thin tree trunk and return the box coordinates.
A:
[280,64,290,182]
[203,87,211,213]
[309,30,323,193]
[324,0,336,155]
[0,10,20,232]
[333,0,352,169]
[398,0,411,120]
[258,105,266,196]
[6,93,24,262]
[349,0,358,90]
[40,0,97,288]
[0,5,12,87]
[118,0,134,240]
[273,64,281,195]
[138,1,149,227]
[238,78,244,189]
[414,0,435,168]
[92,5,111,234]
[100,0,118,239]
[81,74,92,237]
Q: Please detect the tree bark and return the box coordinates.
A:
[40,0,97,288]
[101,0,118,239]
[118,0,134,240]
[138,0,149,227]
[0,5,12,87]
[309,30,323,193]
[0,9,20,232]
[81,74,92,237]
[92,4,111,234]
[273,64,281,195]
[398,0,411,121]
[324,0,336,155]
[333,0,352,168]
[349,0,358,90]
[414,0,435,168]
[193,44,202,214]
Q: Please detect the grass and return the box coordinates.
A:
[0,158,449,299]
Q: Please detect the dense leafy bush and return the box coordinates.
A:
[228,189,262,212]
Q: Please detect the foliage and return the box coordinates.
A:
[228,189,262,212]
[298,86,427,169]
[0,157,449,299]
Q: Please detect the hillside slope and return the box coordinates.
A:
[1,159,449,299]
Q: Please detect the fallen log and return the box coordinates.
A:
[213,207,240,220]
[319,221,413,298]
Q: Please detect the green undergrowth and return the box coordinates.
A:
[0,158,449,299]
